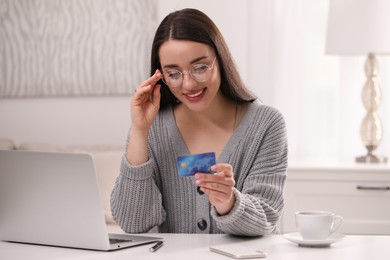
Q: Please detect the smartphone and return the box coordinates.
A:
[210,245,267,259]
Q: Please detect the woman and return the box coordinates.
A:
[111,8,288,236]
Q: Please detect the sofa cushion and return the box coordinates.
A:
[0,138,16,150]
[91,150,123,225]
[18,142,123,225]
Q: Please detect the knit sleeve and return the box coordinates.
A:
[110,154,166,233]
[210,107,288,236]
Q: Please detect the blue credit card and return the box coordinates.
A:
[177,152,216,177]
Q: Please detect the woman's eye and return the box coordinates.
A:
[168,71,181,79]
[193,65,208,74]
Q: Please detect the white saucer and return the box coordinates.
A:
[283,232,346,247]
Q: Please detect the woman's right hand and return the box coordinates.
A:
[131,69,162,132]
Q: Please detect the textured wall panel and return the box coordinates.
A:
[0,0,158,97]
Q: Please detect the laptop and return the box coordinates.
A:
[0,149,162,251]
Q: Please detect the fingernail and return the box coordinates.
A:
[210,165,217,171]
[194,173,200,179]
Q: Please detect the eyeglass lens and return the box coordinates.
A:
[162,58,216,87]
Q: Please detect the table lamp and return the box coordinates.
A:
[326,0,389,163]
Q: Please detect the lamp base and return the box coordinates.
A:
[355,54,387,164]
[356,154,388,163]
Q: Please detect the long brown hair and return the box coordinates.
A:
[151,8,256,108]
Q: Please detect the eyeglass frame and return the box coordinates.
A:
[161,57,217,88]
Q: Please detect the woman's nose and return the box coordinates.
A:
[181,71,197,90]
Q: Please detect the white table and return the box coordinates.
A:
[1,233,390,260]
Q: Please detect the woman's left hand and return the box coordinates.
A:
[195,163,236,216]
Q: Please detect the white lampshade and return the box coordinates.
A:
[326,0,390,55]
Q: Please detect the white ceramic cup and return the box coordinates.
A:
[295,211,343,240]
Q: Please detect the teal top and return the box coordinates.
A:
[111,100,288,236]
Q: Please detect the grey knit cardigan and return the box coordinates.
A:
[111,100,288,236]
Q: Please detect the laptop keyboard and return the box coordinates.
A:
[109,238,133,244]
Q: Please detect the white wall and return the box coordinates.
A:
[0,97,130,146]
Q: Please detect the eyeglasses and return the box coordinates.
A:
[161,57,216,88]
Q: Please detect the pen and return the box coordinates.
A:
[149,241,164,252]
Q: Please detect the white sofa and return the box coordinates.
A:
[0,138,123,227]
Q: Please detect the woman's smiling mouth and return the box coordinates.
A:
[187,89,204,97]
[184,88,207,101]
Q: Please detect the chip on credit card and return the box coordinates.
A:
[177,152,216,177]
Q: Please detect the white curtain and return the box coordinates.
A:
[159,0,390,163]
[248,0,390,163]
